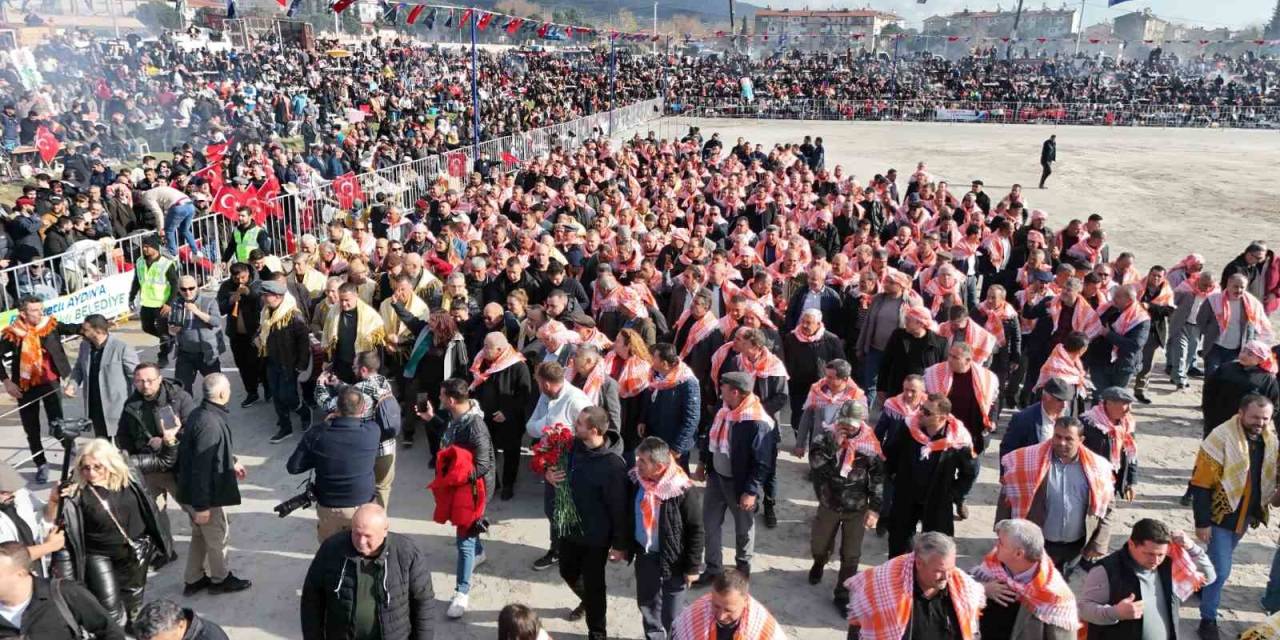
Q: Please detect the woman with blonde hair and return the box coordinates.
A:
[607,328,652,452]
[49,438,172,632]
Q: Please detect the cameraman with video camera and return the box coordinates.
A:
[175,373,252,598]
[287,386,380,544]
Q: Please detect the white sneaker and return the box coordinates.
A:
[474,552,487,568]
[447,592,469,619]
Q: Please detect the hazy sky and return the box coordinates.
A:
[756,0,1275,30]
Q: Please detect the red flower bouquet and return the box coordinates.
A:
[530,423,582,538]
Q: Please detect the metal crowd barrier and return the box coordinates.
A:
[668,99,1280,130]
[0,98,665,315]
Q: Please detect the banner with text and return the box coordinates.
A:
[0,273,133,328]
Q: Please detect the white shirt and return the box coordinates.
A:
[0,595,31,629]
[526,383,592,439]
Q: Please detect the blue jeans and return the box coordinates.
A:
[861,348,885,408]
[1262,543,1280,613]
[1200,525,1244,620]
[164,202,197,257]
[456,534,484,594]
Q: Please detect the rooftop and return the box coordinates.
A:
[755,8,902,20]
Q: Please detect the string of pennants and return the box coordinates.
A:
[329,1,663,42]
[692,32,1280,46]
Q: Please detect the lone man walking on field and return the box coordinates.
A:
[1039,135,1056,189]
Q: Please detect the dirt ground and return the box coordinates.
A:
[2,119,1279,639]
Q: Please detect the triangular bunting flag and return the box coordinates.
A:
[331,0,354,13]
[424,7,436,28]
[444,9,453,27]
[476,11,494,30]
[459,7,472,26]
[406,4,424,24]
[506,17,522,33]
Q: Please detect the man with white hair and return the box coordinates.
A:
[846,531,986,639]
[175,373,252,596]
[972,519,1078,639]
[1197,273,1274,376]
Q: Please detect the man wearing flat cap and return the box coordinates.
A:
[807,401,883,613]
[1082,387,1140,501]
[692,371,778,586]
[257,278,312,443]
[1001,377,1075,458]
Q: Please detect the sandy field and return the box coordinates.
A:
[2,118,1279,639]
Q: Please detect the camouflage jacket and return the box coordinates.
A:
[809,430,885,514]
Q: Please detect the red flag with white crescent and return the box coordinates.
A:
[35,127,60,164]
[212,187,246,220]
[332,172,364,210]
[257,175,282,219]
[446,152,467,178]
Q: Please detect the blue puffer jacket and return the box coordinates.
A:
[642,376,700,456]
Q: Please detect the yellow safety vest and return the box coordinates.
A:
[233,227,263,263]
[136,257,173,309]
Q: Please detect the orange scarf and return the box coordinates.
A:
[1083,404,1136,468]
[672,594,782,640]
[1144,280,1175,308]
[2,317,58,391]
[845,553,984,640]
[1168,541,1210,601]
[1208,291,1269,337]
[906,414,974,459]
[999,440,1114,521]
[648,362,695,395]
[803,378,865,411]
[604,351,651,398]
[971,548,1078,632]
[576,358,610,403]
[1035,344,1089,394]
[674,308,718,360]
[629,463,692,553]
[790,321,827,343]
[979,299,1018,347]
[468,346,525,390]
[833,424,885,476]
[937,320,997,363]
[923,362,1000,430]
[1049,296,1103,340]
[709,394,774,455]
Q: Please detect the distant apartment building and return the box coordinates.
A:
[753,8,903,51]
[922,6,1079,39]
[1113,9,1171,42]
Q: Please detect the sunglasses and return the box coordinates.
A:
[180,286,196,291]
[79,463,106,472]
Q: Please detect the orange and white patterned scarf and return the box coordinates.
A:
[1208,290,1272,341]
[1168,541,1210,601]
[674,307,718,360]
[710,344,789,388]
[845,553,985,640]
[576,357,611,403]
[937,320,998,363]
[923,362,1000,430]
[672,593,783,640]
[906,413,974,460]
[708,393,775,456]
[979,299,1018,347]
[803,379,865,411]
[629,462,692,553]
[970,548,1078,632]
[648,362,696,397]
[468,346,525,390]
[2,317,57,391]
[999,440,1113,521]
[832,424,885,475]
[790,320,827,343]
[604,351,651,399]
[1035,344,1089,394]
[1083,403,1137,468]
[1049,296,1103,340]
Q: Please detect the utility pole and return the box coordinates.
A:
[1008,0,1024,60]
[652,1,657,54]
[728,0,735,51]
[1073,0,1086,56]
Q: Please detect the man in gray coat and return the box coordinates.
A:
[973,518,1078,640]
[65,314,139,438]
[168,275,223,392]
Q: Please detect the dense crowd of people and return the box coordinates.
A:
[2,30,1280,640]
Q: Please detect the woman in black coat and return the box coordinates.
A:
[50,438,173,632]
[471,334,534,494]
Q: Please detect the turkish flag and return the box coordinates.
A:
[212,187,246,220]
[332,172,365,210]
[500,151,520,166]
[476,12,494,30]
[243,190,266,224]
[505,17,522,33]
[35,127,60,164]
[255,176,282,221]
[205,141,228,165]
[446,152,467,178]
[406,4,424,23]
